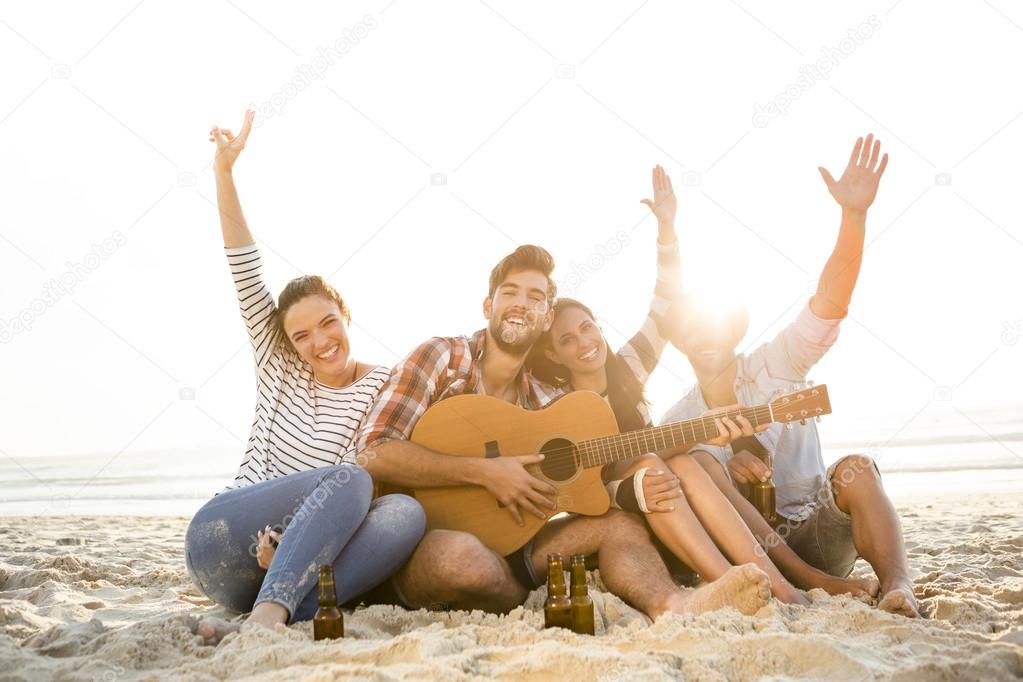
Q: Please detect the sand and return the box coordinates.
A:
[1,494,1021,681]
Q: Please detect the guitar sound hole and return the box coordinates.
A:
[538,438,579,483]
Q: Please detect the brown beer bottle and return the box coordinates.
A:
[569,554,595,635]
[749,452,778,525]
[543,554,572,630]
[313,564,344,640]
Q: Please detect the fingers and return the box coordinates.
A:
[527,475,557,497]
[729,460,754,484]
[876,152,889,177]
[643,470,680,497]
[818,166,836,190]
[516,453,546,466]
[525,486,557,510]
[735,414,755,437]
[517,496,547,521]
[720,416,743,440]
[734,453,770,482]
[866,138,881,170]
[858,133,874,166]
[210,127,228,146]
[238,109,255,144]
[750,458,771,481]
[505,501,525,527]
[848,137,864,167]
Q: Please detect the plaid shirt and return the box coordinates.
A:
[354,329,563,452]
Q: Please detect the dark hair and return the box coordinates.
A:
[274,275,351,349]
[526,298,648,432]
[488,245,557,305]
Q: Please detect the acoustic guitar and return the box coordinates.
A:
[408,384,832,555]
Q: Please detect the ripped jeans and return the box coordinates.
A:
[185,464,425,622]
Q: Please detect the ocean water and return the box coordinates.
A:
[2,408,1020,516]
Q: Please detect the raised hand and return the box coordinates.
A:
[818,134,889,213]
[210,109,255,173]
[640,164,677,226]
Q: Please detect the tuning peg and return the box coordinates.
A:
[784,422,793,430]
[807,380,815,387]
[815,416,821,423]
[800,419,807,426]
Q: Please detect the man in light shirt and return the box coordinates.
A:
[662,134,922,618]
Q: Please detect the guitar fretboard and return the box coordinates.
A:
[577,405,772,468]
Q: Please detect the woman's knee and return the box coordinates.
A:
[371,494,427,547]
[310,464,373,512]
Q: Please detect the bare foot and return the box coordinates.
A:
[240,602,290,632]
[195,616,241,646]
[195,603,289,646]
[659,564,772,617]
[878,584,923,618]
[817,574,880,599]
[774,580,811,606]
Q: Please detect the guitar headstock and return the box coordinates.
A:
[769,383,831,426]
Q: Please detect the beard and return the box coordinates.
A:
[488,313,544,356]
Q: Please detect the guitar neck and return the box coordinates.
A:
[577,404,773,469]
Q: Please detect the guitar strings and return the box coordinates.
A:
[534,405,778,476]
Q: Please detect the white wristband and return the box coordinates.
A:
[633,467,651,514]
[605,479,624,510]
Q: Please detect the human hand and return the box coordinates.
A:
[818,133,888,213]
[210,109,255,173]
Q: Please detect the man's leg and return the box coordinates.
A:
[530,509,771,619]
[394,529,527,614]
[830,455,921,617]
[691,451,878,598]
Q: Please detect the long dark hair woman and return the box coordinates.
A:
[185,111,425,644]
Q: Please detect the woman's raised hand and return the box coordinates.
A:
[640,164,677,226]
[210,109,255,174]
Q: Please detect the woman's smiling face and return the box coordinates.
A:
[282,295,352,379]
[544,305,608,376]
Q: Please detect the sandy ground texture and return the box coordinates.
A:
[1,494,1021,681]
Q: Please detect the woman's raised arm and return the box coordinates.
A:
[210,110,256,248]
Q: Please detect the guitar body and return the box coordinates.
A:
[410,391,621,556]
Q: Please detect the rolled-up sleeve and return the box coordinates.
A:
[759,302,843,381]
[353,339,452,453]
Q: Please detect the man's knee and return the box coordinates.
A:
[408,529,506,594]
[832,454,880,488]
[601,508,651,541]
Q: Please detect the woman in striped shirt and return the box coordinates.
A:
[186,111,425,644]
[527,165,812,605]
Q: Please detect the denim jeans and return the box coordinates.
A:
[185,464,425,622]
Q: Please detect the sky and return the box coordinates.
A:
[1,0,1021,470]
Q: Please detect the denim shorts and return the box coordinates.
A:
[779,456,879,578]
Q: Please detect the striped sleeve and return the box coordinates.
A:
[617,236,683,386]
[225,244,281,371]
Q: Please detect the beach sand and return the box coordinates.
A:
[2,493,1021,681]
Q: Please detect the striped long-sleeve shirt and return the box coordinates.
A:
[615,237,683,427]
[224,244,390,489]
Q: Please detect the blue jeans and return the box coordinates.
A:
[185,464,425,622]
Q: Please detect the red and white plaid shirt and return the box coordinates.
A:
[354,329,563,452]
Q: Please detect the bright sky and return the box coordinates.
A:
[1,1,1021,464]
